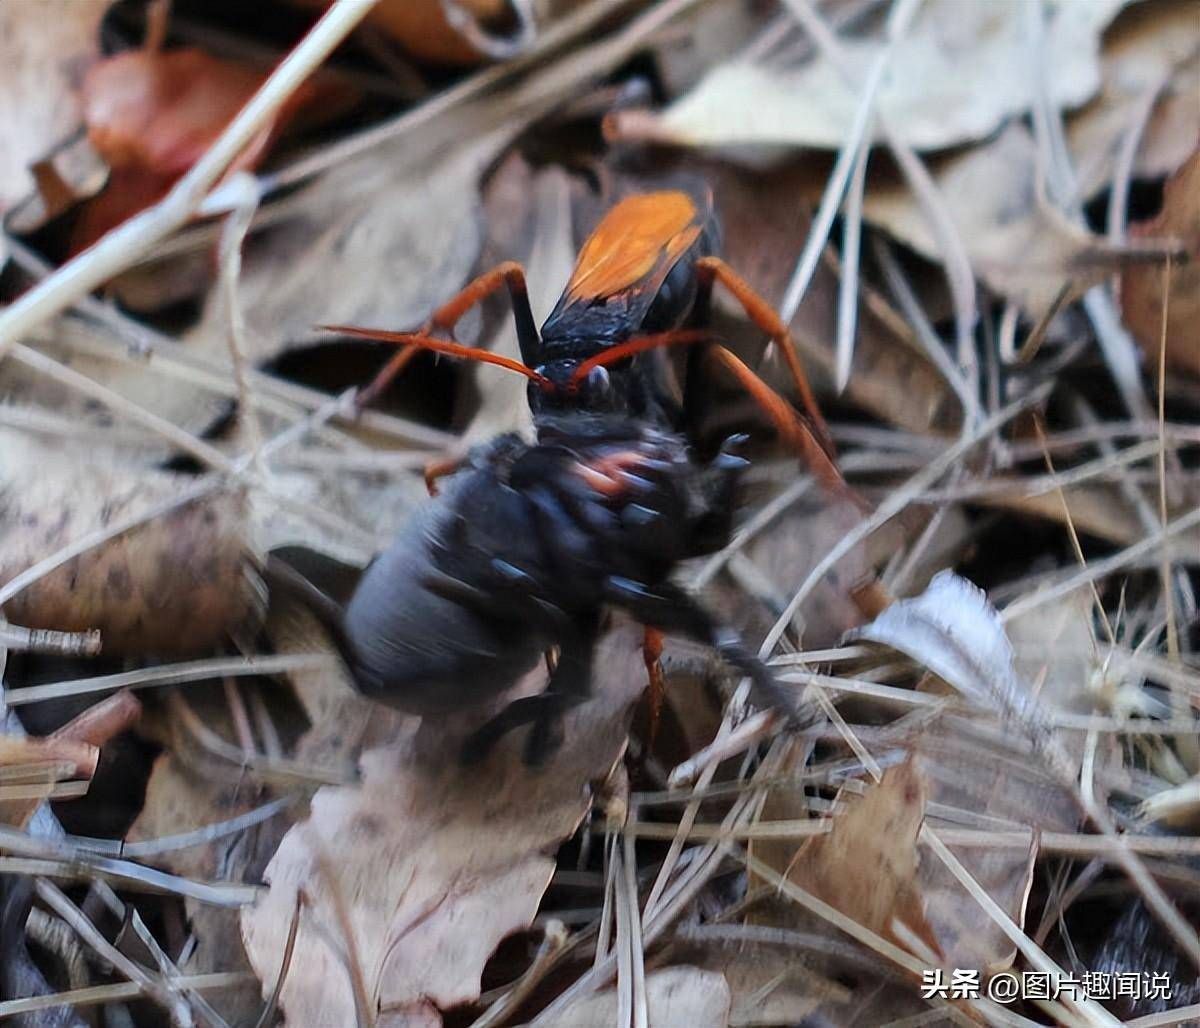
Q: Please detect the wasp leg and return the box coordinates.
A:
[694,256,833,456]
[356,261,539,410]
[707,345,850,498]
[604,576,804,725]
[423,454,465,497]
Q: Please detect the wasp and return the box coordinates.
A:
[317,189,845,765]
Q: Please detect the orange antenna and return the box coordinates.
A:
[321,325,553,390]
[568,329,714,388]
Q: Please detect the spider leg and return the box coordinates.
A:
[604,575,805,725]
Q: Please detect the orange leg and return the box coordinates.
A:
[642,626,665,749]
[354,261,538,411]
[423,454,466,497]
[708,344,849,498]
[694,256,834,458]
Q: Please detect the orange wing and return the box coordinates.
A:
[564,191,703,303]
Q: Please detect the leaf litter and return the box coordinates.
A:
[0,1,1198,1026]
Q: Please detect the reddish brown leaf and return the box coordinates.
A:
[1121,148,1200,379]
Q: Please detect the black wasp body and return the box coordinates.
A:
[325,190,841,764]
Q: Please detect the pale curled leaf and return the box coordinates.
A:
[612,0,1128,153]
[845,569,1043,730]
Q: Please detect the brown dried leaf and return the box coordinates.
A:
[463,156,576,443]
[708,160,960,436]
[178,131,501,383]
[72,47,314,255]
[128,752,289,1024]
[709,488,869,651]
[1120,148,1200,378]
[548,966,731,1028]
[914,720,1079,971]
[288,0,535,65]
[241,621,648,1027]
[610,0,1127,152]
[849,573,1084,968]
[0,0,107,213]
[783,759,940,956]
[0,430,263,656]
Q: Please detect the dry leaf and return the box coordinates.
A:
[241,621,647,1027]
[784,759,940,956]
[547,966,731,1027]
[707,160,960,435]
[463,155,576,443]
[863,122,1104,315]
[1120,149,1200,378]
[914,720,1080,971]
[1068,0,1200,200]
[0,0,107,213]
[846,569,1042,728]
[0,430,263,656]
[708,488,869,651]
[289,0,535,65]
[72,47,313,255]
[127,752,287,1025]
[178,130,502,385]
[610,0,1128,152]
[847,573,1087,968]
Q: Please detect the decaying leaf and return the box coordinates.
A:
[547,966,731,1027]
[0,430,263,656]
[0,0,107,213]
[708,487,869,651]
[241,621,647,1026]
[179,130,501,381]
[288,0,535,66]
[127,752,288,1025]
[705,160,961,435]
[72,47,313,255]
[610,0,1128,152]
[846,572,1087,969]
[863,122,1105,315]
[781,759,940,957]
[913,720,1079,971]
[1068,0,1200,199]
[1120,149,1200,378]
[463,155,576,443]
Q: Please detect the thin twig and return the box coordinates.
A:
[35,879,194,1026]
[3,653,333,707]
